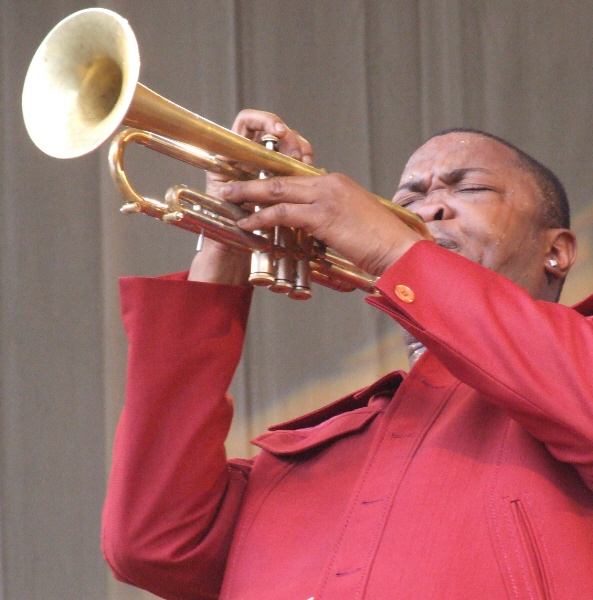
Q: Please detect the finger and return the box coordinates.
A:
[232,109,288,139]
[277,131,314,164]
[231,110,314,165]
[302,148,314,166]
[220,177,321,206]
[237,202,316,233]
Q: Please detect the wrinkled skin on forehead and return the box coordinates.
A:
[392,132,567,301]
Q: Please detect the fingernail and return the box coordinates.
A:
[274,122,287,134]
[291,149,302,159]
[303,154,313,165]
[220,184,232,197]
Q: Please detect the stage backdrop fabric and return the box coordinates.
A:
[1,1,593,598]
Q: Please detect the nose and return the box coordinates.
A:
[412,193,455,222]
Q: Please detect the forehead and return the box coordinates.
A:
[402,132,522,178]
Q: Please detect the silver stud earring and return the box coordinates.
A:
[548,259,559,268]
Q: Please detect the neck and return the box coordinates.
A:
[403,330,427,367]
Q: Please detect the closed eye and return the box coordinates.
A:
[396,194,424,207]
[456,185,495,193]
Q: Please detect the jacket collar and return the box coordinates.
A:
[267,370,405,432]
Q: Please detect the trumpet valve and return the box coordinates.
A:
[268,226,296,294]
[288,230,313,300]
[249,134,282,288]
[249,238,277,287]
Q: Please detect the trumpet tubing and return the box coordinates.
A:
[22,7,430,300]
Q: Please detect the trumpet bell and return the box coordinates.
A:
[22,8,140,159]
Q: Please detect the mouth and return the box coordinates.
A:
[433,237,460,251]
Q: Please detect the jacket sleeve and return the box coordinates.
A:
[368,241,593,490]
[102,272,253,600]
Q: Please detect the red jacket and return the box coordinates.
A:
[102,241,593,600]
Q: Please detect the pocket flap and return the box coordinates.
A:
[253,402,384,456]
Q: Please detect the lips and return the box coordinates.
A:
[433,237,459,251]
[425,223,460,251]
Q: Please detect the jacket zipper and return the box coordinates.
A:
[510,499,551,600]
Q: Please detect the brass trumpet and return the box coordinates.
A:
[22,8,430,299]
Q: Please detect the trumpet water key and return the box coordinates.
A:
[22,8,431,299]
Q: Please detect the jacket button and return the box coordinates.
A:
[395,284,415,303]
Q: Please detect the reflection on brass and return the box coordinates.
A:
[22,8,431,299]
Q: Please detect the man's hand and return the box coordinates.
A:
[189,110,313,284]
[219,172,423,277]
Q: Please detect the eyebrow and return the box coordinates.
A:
[396,167,493,193]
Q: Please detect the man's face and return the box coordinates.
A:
[393,132,551,299]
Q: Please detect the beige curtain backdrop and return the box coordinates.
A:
[1,1,593,598]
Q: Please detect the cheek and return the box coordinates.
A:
[456,213,502,261]
[458,209,528,268]
[481,224,541,276]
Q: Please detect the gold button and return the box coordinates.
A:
[395,284,415,303]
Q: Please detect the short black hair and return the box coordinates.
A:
[429,128,570,230]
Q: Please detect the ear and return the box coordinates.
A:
[543,229,578,281]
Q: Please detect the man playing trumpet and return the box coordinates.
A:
[102,110,593,600]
